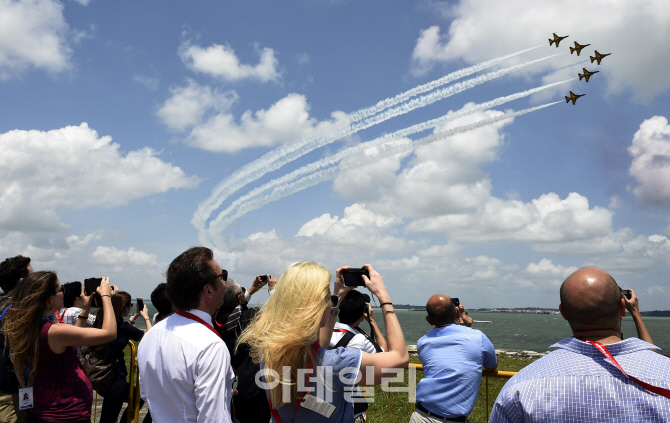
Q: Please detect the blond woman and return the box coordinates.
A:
[238,262,409,423]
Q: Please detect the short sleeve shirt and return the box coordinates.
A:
[263,346,362,423]
[416,324,497,417]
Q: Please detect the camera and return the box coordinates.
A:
[452,297,460,308]
[84,278,103,307]
[260,275,269,283]
[621,289,632,300]
[342,268,369,287]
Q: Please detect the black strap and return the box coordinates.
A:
[355,327,383,353]
[334,331,356,349]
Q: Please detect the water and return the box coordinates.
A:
[136,303,670,353]
[368,310,670,353]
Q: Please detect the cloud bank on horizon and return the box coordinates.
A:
[1,0,669,309]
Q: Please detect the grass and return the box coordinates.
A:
[123,343,536,423]
[366,355,537,423]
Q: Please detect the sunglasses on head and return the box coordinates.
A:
[214,270,228,282]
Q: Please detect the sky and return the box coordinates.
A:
[2,0,670,310]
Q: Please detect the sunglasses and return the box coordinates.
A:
[55,285,64,295]
[214,270,228,282]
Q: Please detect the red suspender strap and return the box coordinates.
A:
[268,341,321,423]
[583,340,670,399]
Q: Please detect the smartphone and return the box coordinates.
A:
[260,275,269,283]
[452,297,460,308]
[136,297,145,313]
[84,278,102,307]
[342,268,369,287]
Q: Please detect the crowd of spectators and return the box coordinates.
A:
[0,250,668,423]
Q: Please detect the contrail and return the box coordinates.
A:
[206,80,573,238]
[193,53,561,243]
[207,101,561,242]
[552,59,588,72]
[347,45,543,122]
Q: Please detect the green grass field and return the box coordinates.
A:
[123,344,536,422]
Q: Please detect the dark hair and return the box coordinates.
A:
[339,289,368,325]
[426,297,457,325]
[150,283,173,315]
[62,281,82,308]
[0,255,32,293]
[3,271,58,379]
[560,274,621,329]
[166,247,218,311]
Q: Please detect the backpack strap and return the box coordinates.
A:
[334,331,356,349]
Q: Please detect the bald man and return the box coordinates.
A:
[490,267,670,422]
[411,295,497,423]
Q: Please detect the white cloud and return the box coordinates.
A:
[411,0,670,102]
[0,123,200,231]
[525,259,577,279]
[628,116,670,205]
[158,79,345,153]
[91,246,160,268]
[179,40,281,83]
[66,232,103,249]
[0,0,72,79]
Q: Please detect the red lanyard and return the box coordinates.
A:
[56,308,68,324]
[268,341,321,423]
[176,310,222,339]
[333,328,349,333]
[582,340,670,399]
[176,309,237,418]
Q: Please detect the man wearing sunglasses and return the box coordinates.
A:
[138,247,235,423]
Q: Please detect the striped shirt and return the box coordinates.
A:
[490,337,670,422]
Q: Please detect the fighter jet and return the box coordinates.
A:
[549,33,568,47]
[570,41,590,56]
[590,50,611,65]
[578,68,599,82]
[565,91,585,105]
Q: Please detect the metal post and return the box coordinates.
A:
[486,376,490,422]
[127,341,136,423]
[93,392,98,423]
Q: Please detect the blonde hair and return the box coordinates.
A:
[237,261,331,407]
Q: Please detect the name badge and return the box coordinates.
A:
[300,394,336,418]
[19,387,33,410]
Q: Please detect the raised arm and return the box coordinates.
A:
[365,303,387,351]
[319,267,353,348]
[624,288,653,345]
[357,264,409,385]
[48,277,117,353]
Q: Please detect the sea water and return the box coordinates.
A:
[137,303,670,353]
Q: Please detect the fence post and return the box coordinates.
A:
[127,341,137,423]
[486,376,490,422]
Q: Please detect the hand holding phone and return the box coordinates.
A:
[136,297,145,313]
[84,278,103,307]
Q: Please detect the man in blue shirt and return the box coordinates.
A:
[490,266,670,422]
[412,294,498,423]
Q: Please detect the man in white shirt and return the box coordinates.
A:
[138,247,235,423]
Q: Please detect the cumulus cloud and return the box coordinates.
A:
[525,259,577,279]
[91,246,161,268]
[411,0,670,102]
[158,79,344,153]
[0,0,73,79]
[179,40,281,83]
[628,116,670,205]
[0,123,200,231]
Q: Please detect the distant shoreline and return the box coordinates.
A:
[377,305,670,317]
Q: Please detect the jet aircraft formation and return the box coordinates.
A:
[548,33,610,105]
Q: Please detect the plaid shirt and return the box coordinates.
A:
[490,337,670,422]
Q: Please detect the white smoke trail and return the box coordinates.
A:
[347,45,542,122]
[194,53,561,243]
[207,80,573,235]
[207,101,561,241]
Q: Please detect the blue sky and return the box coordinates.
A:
[2,0,670,310]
